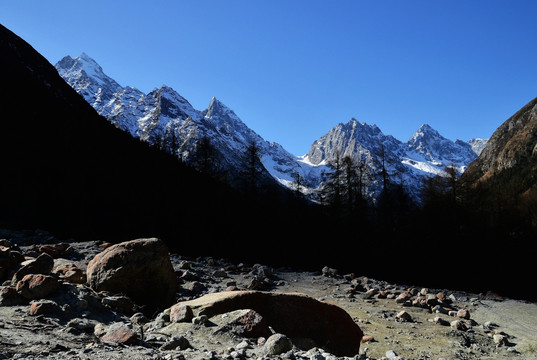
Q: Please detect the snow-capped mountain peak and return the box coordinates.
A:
[56,53,487,203]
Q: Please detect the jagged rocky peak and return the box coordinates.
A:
[56,53,113,84]
[55,53,122,106]
[409,124,442,144]
[205,96,238,120]
[154,84,199,120]
[466,138,488,156]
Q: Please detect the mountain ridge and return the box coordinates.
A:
[55,53,487,202]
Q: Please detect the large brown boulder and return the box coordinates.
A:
[170,290,363,356]
[86,238,177,314]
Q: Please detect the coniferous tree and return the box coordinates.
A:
[193,135,219,176]
[291,170,305,199]
[321,150,344,213]
[242,140,264,195]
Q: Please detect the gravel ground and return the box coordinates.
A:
[0,232,536,360]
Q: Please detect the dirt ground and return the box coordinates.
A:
[1,238,536,359]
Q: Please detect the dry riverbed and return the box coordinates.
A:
[0,231,536,360]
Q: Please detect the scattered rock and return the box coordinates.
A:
[192,314,208,325]
[130,312,149,325]
[100,322,138,345]
[66,318,96,333]
[457,308,471,319]
[361,335,375,343]
[493,333,508,346]
[29,299,60,316]
[169,304,194,323]
[86,238,178,315]
[396,310,412,322]
[53,262,86,284]
[433,316,450,326]
[11,253,54,283]
[263,333,293,355]
[16,274,59,300]
[159,335,190,351]
[322,266,338,278]
[0,236,534,360]
[450,319,468,331]
[0,286,26,305]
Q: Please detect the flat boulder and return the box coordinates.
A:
[86,238,177,314]
[169,290,363,356]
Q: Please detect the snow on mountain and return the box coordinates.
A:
[302,119,486,200]
[56,54,487,202]
[55,54,301,190]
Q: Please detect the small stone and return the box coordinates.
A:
[361,335,375,343]
[457,309,470,319]
[396,310,412,322]
[493,334,508,346]
[264,333,293,355]
[94,323,108,337]
[100,322,138,345]
[159,335,190,350]
[29,299,60,316]
[322,266,338,278]
[420,288,429,295]
[426,294,439,307]
[395,292,411,304]
[450,320,468,331]
[433,316,450,326]
[432,305,449,314]
[66,318,95,332]
[169,304,194,323]
[385,349,398,359]
[130,312,149,324]
[192,315,208,325]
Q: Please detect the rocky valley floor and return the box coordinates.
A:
[0,229,536,360]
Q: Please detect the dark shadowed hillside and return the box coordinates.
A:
[459,96,537,242]
[0,24,326,267]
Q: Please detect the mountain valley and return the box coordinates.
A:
[55,54,487,203]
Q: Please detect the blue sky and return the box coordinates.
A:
[2,1,537,155]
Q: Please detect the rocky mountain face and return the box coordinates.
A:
[461,96,537,229]
[463,96,537,183]
[304,120,484,200]
[56,55,486,203]
[55,54,298,191]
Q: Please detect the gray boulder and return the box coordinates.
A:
[86,238,177,314]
